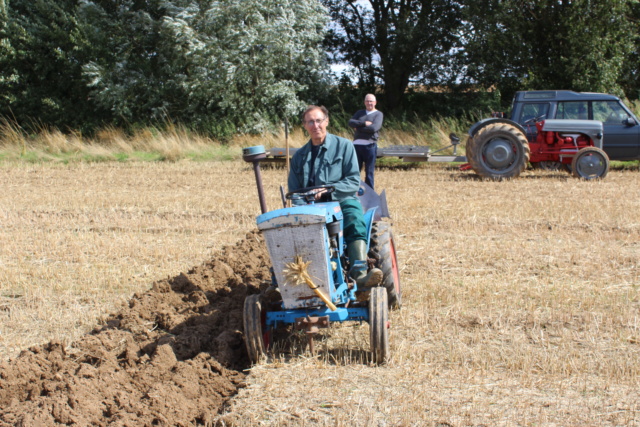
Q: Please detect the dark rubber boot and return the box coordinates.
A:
[347,240,383,288]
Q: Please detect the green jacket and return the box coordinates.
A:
[288,133,360,202]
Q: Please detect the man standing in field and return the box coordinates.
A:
[288,105,383,289]
[349,94,383,190]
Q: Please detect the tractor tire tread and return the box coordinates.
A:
[369,287,390,364]
[468,123,530,180]
[243,294,267,364]
[370,221,402,310]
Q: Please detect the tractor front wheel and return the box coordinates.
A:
[571,147,609,180]
[369,287,390,364]
[468,123,530,180]
[243,294,270,364]
[370,221,402,309]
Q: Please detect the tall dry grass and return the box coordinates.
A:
[1,159,639,425]
[0,121,233,162]
[0,118,464,164]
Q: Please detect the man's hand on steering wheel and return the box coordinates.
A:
[311,187,328,200]
[285,185,335,203]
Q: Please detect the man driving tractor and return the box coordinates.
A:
[287,105,383,289]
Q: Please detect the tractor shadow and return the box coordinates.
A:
[449,170,573,181]
[123,270,375,370]
[265,322,377,366]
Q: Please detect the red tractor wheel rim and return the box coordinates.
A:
[390,238,400,294]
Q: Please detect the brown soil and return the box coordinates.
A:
[0,231,270,426]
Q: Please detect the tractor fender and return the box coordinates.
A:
[357,181,389,221]
[468,118,527,139]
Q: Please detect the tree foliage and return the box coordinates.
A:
[461,0,633,102]
[160,0,330,133]
[0,0,330,134]
[619,0,640,99]
[325,0,637,113]
[1,0,639,134]
[323,0,464,112]
[78,0,330,133]
[78,0,191,127]
[0,0,97,131]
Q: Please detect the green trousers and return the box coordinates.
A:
[340,198,367,245]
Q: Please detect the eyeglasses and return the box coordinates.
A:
[305,117,326,127]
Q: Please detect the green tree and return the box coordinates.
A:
[81,0,330,133]
[161,0,331,133]
[461,0,633,102]
[78,0,186,126]
[1,0,330,134]
[0,0,97,131]
[619,0,640,99]
[323,0,464,112]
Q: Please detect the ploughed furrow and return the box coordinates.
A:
[0,232,270,426]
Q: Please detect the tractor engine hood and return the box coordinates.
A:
[541,119,604,148]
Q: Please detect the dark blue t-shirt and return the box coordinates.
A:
[306,143,321,187]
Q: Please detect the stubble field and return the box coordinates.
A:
[1,160,639,425]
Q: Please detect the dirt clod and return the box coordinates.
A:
[0,231,270,426]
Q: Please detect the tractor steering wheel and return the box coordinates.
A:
[524,114,546,125]
[285,185,335,203]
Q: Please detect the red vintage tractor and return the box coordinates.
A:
[465,117,609,180]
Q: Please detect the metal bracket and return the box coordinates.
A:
[294,315,330,354]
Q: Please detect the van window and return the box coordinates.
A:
[518,103,549,124]
[593,101,631,124]
[522,92,555,99]
[556,101,588,119]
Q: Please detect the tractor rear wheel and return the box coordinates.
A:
[369,221,402,309]
[468,123,530,180]
[369,287,389,364]
[571,147,609,180]
[243,294,270,364]
[465,136,475,163]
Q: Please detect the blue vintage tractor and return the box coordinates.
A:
[242,146,401,365]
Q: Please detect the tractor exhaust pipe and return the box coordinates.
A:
[242,145,268,214]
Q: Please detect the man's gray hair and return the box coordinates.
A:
[301,105,329,121]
